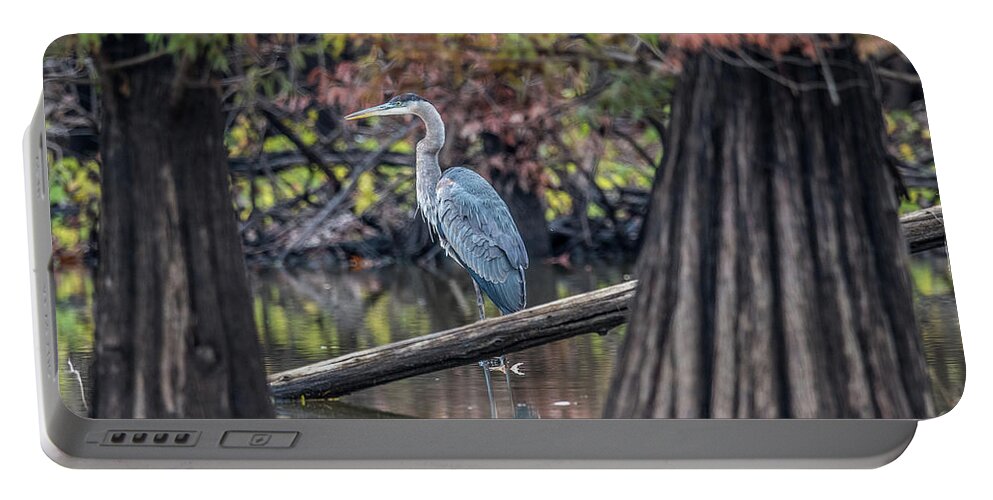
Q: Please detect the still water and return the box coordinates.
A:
[54,250,964,418]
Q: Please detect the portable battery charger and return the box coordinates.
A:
[27,34,964,467]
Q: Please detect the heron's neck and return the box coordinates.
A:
[413,104,445,225]
[414,103,445,156]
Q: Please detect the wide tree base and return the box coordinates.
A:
[606,38,933,419]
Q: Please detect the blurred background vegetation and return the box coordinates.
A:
[44,34,936,270]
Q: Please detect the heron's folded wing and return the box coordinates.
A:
[435,168,529,312]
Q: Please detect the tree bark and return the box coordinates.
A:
[605,39,933,419]
[91,35,273,418]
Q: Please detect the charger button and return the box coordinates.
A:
[220,431,298,448]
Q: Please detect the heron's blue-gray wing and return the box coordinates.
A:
[434,167,529,314]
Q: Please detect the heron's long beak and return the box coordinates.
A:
[344,103,393,121]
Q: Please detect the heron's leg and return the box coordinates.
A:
[472,280,497,417]
[479,360,497,418]
[499,354,515,412]
[472,280,486,321]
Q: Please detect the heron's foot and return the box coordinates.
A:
[481,357,525,376]
[481,358,502,370]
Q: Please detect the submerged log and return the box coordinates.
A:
[268,207,945,400]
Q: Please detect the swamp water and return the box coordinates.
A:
[53,250,964,418]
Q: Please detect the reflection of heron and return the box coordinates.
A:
[346,93,529,417]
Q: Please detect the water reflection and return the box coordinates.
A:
[53,250,964,418]
[254,262,631,418]
[910,250,966,414]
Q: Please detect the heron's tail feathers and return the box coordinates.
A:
[471,265,526,315]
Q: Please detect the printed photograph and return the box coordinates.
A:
[43,34,963,419]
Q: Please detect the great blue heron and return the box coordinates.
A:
[345,93,529,417]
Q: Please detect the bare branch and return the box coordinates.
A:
[611,126,658,169]
[277,123,417,261]
[876,67,922,85]
[259,104,342,193]
[814,40,841,106]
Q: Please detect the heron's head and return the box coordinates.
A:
[344,93,429,121]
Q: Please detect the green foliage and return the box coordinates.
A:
[49,156,100,257]
[45,34,101,60]
[144,34,236,72]
[595,67,673,123]
[55,268,95,350]
[545,185,573,218]
[354,172,377,214]
[909,257,952,297]
[885,107,937,214]
[900,187,940,214]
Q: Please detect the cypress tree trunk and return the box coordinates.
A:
[605,39,933,419]
[91,36,273,418]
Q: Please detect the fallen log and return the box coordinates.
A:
[270,280,636,399]
[268,206,946,399]
[901,206,945,253]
